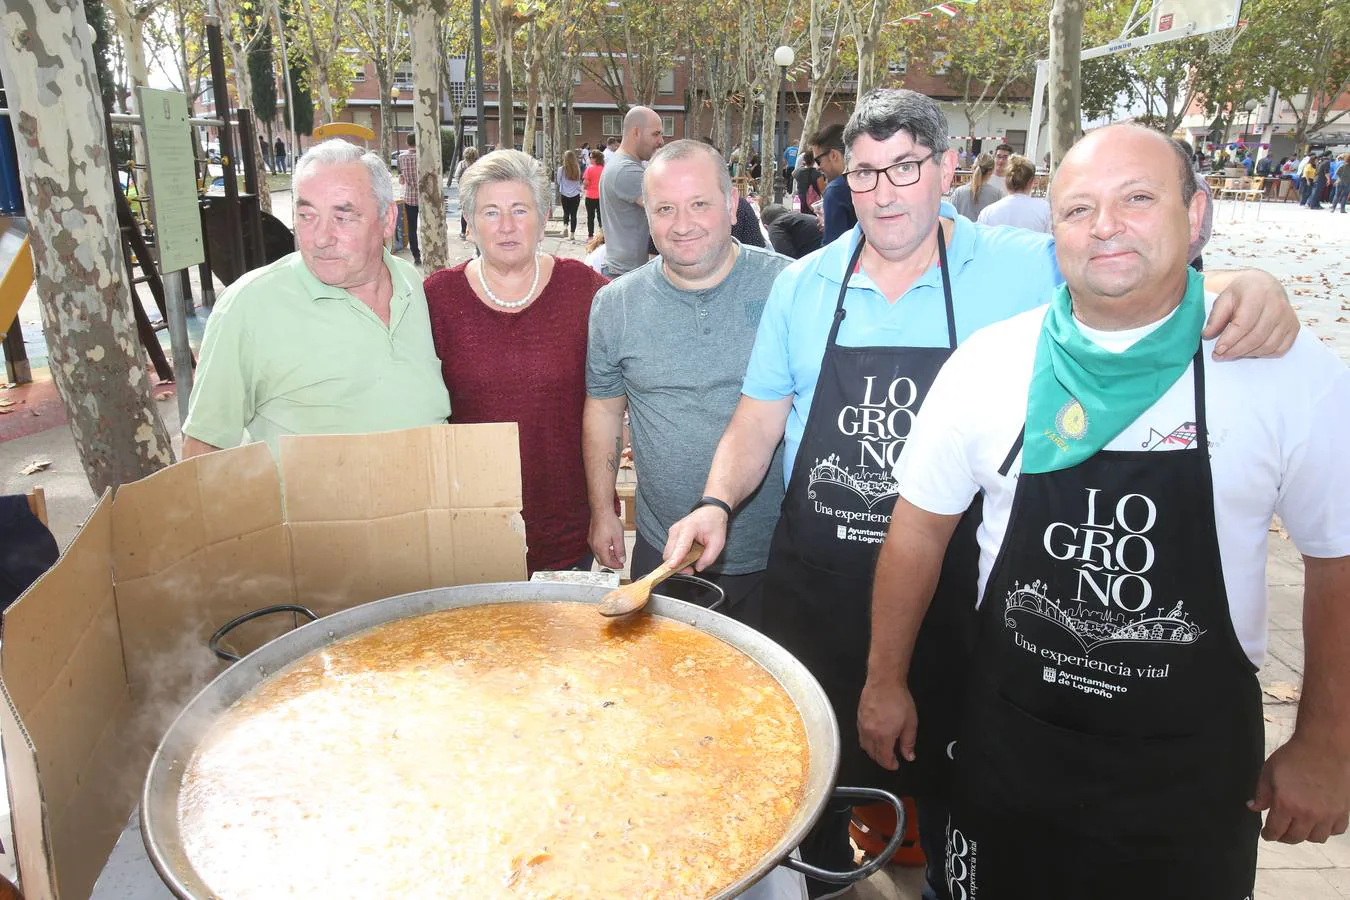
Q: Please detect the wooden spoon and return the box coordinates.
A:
[597,542,705,617]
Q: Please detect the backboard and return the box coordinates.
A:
[1151,0,1243,39]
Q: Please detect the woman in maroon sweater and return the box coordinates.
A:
[425,149,608,573]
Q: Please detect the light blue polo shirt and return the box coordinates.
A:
[742,201,1064,482]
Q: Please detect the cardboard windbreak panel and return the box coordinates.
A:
[0,497,135,900]
[0,424,527,900]
[112,442,293,701]
[281,423,528,616]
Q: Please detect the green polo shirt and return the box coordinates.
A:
[183,251,451,455]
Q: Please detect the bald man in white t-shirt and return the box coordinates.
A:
[860,123,1350,900]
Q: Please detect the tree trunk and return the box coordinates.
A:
[379,70,394,166]
[521,39,539,156]
[315,72,336,124]
[540,93,553,183]
[710,94,727,151]
[758,67,779,206]
[412,1,446,270]
[853,0,887,97]
[219,13,273,214]
[1047,0,1084,172]
[0,0,174,492]
[487,0,515,147]
[797,0,842,152]
[106,0,150,175]
[737,98,754,182]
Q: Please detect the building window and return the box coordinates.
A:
[661,115,674,136]
[354,68,367,83]
[931,52,949,75]
[514,116,526,134]
[887,56,908,75]
[394,63,413,88]
[573,66,583,85]
[602,114,623,136]
[657,68,675,95]
[449,78,477,110]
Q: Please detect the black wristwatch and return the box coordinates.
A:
[691,495,733,517]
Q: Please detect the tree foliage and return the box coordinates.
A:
[86,0,118,110]
[1219,0,1350,145]
[249,19,278,129]
[900,0,1051,137]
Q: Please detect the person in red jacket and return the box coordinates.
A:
[582,149,604,239]
[425,149,608,573]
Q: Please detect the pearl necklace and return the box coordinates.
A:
[478,254,540,309]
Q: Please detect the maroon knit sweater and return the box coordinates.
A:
[425,258,608,573]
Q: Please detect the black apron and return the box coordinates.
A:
[761,230,979,802]
[945,349,1263,900]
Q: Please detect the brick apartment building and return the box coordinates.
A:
[197,51,1036,164]
[335,53,1035,162]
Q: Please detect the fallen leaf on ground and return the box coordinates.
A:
[19,459,52,476]
[1264,682,1301,703]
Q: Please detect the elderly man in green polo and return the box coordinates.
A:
[181,139,450,458]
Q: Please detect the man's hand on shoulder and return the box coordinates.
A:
[1203,268,1298,360]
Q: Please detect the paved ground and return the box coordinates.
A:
[2,188,1349,897]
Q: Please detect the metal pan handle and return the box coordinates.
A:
[780,786,907,884]
[209,604,319,662]
[658,572,726,611]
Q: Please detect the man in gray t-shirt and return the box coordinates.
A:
[598,106,665,277]
[585,140,789,628]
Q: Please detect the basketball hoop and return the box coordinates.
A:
[1206,18,1248,55]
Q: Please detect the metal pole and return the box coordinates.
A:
[205,16,247,279]
[775,66,787,203]
[472,0,486,148]
[163,272,194,422]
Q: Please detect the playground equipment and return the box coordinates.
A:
[313,122,376,144]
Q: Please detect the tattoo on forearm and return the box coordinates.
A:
[604,436,621,474]
[606,452,618,474]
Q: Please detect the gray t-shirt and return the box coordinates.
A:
[598,151,650,275]
[949,180,1006,221]
[586,243,790,574]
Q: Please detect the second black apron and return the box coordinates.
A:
[944,349,1263,900]
[761,229,978,808]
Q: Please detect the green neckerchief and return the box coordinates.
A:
[1022,269,1205,475]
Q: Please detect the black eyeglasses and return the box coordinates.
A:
[843,153,935,193]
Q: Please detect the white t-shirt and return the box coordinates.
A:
[603,146,618,164]
[585,244,607,274]
[977,193,1052,233]
[987,173,1007,192]
[893,299,1350,667]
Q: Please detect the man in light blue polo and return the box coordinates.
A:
[182,139,449,459]
[664,89,1298,900]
